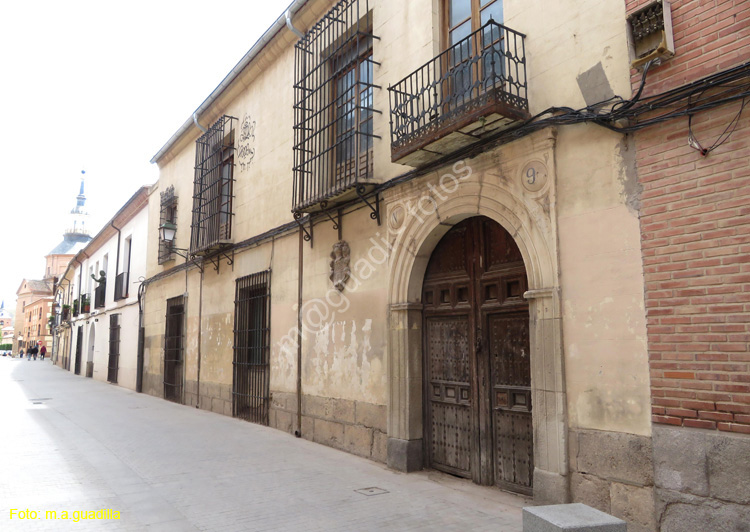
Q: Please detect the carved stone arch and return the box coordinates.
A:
[384,128,569,504]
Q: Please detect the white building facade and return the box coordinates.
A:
[56,187,149,390]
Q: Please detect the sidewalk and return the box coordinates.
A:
[0,357,528,531]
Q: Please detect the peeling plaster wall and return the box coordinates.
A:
[557,126,651,438]
[300,210,388,405]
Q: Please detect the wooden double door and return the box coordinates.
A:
[422,216,533,494]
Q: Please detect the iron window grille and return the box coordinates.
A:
[107,314,120,383]
[388,21,527,158]
[158,185,178,264]
[164,296,185,403]
[114,272,129,301]
[292,0,379,213]
[233,270,271,425]
[190,115,237,256]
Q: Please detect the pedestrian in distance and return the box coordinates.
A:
[27,348,31,361]
[19,348,24,360]
[40,345,46,361]
[32,345,38,360]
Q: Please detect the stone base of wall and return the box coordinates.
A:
[270,391,387,464]
[142,371,163,399]
[652,425,750,532]
[195,380,233,416]
[569,428,656,532]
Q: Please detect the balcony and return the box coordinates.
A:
[81,295,91,314]
[388,21,528,167]
[72,300,79,317]
[114,272,129,301]
[95,283,106,309]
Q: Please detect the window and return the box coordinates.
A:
[164,296,185,403]
[233,271,271,425]
[444,0,504,105]
[107,314,120,383]
[292,0,378,213]
[158,185,177,264]
[332,32,374,190]
[190,115,237,256]
[444,0,503,47]
[116,237,131,300]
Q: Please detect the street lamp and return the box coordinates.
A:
[158,221,177,243]
[158,221,190,260]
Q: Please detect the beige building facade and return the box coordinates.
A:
[143,0,657,527]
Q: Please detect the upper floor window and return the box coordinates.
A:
[116,236,132,301]
[190,115,237,256]
[332,32,374,190]
[159,185,177,264]
[292,0,378,213]
[444,0,503,47]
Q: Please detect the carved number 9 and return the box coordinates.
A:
[526,167,536,185]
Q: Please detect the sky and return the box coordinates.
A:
[0,0,288,313]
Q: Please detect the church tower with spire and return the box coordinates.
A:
[68,173,90,237]
[44,172,93,280]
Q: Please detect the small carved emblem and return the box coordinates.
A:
[329,240,351,292]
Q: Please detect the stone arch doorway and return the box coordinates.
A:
[385,136,569,503]
[86,325,95,378]
[422,216,532,494]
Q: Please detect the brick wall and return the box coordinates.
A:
[628,0,750,434]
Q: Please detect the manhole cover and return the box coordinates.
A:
[354,487,389,497]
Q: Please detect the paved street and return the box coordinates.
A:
[0,357,528,531]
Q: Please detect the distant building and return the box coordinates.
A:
[14,178,92,353]
[14,280,53,351]
[0,302,13,348]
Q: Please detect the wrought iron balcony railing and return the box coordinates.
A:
[95,282,106,309]
[114,272,129,301]
[388,21,528,166]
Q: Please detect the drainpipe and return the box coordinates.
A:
[136,279,146,393]
[196,267,204,408]
[69,253,86,370]
[285,9,304,39]
[193,112,207,134]
[295,228,304,437]
[289,4,304,438]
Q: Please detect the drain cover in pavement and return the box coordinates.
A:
[354,487,389,496]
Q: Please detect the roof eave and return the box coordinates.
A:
[150,0,308,166]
